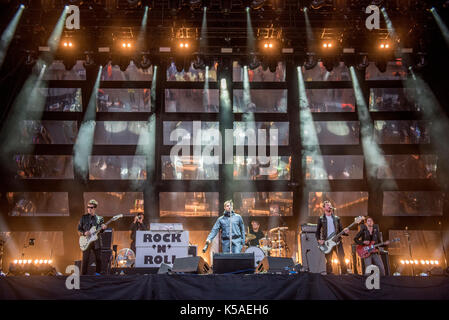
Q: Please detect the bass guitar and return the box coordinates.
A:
[79,214,123,251]
[356,238,400,259]
[318,216,365,254]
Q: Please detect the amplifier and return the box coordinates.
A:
[301,224,317,233]
[100,229,113,250]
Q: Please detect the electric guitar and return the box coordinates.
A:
[356,238,400,259]
[79,214,123,251]
[318,216,365,254]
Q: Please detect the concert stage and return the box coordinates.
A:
[1,273,449,300]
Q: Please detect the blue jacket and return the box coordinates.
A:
[207,211,245,243]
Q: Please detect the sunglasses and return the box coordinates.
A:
[87,206,95,209]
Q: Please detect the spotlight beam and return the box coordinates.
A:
[73,67,102,180]
[246,8,255,53]
[48,7,70,53]
[0,63,47,161]
[350,66,394,184]
[200,6,208,50]
[0,5,25,67]
[297,67,329,188]
[133,66,158,190]
[137,6,149,50]
[431,8,449,49]
[407,68,449,189]
[303,7,315,50]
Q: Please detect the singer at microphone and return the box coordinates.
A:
[203,200,246,254]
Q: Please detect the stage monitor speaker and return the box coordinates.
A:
[300,232,326,273]
[255,257,294,274]
[172,256,211,274]
[157,263,173,274]
[213,253,254,274]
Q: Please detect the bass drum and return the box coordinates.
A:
[244,246,266,268]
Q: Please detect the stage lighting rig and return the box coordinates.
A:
[318,28,342,72]
[173,27,198,53]
[113,28,135,53]
[373,29,396,73]
[170,26,198,72]
[257,27,282,54]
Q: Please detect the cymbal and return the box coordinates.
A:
[270,234,286,240]
[246,233,256,241]
[269,226,288,233]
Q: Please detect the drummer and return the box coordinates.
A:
[247,220,265,247]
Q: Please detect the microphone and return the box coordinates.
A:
[202,241,210,253]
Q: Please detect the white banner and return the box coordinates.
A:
[135,231,189,268]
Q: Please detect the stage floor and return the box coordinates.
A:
[1,273,449,300]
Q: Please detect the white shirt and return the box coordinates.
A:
[326,215,335,238]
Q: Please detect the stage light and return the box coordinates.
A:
[322,41,334,49]
[18,260,23,264]
[62,41,73,48]
[14,260,18,264]
[405,260,410,264]
[425,260,430,264]
[378,42,392,50]
[39,259,43,264]
[400,260,405,264]
[34,259,38,264]
[262,41,274,50]
[27,260,32,264]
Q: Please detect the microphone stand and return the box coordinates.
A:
[305,249,311,272]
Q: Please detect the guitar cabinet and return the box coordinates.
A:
[300,232,326,273]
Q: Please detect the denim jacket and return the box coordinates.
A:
[207,211,245,243]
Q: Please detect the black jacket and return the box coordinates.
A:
[130,222,148,241]
[354,224,382,246]
[77,214,105,249]
[315,214,347,241]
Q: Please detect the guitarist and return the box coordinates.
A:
[315,201,349,275]
[354,217,386,276]
[77,199,106,275]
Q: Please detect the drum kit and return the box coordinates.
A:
[243,226,289,267]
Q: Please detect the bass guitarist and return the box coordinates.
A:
[354,216,386,276]
[77,199,106,275]
[315,200,349,274]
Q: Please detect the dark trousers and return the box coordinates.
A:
[325,243,347,274]
[81,243,102,275]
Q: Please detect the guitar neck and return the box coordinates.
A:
[92,218,114,235]
[333,220,357,239]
